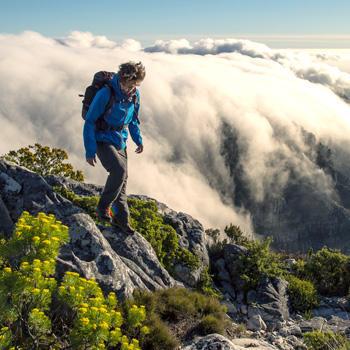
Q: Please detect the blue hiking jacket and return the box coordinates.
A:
[83,73,143,159]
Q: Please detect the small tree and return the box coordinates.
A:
[304,247,350,296]
[205,228,220,244]
[2,143,84,181]
[224,224,250,247]
[237,237,284,290]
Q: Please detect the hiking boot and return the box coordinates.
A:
[111,219,135,235]
[95,207,112,223]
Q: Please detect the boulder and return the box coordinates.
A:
[183,334,280,350]
[246,314,267,331]
[0,194,14,238]
[247,277,290,331]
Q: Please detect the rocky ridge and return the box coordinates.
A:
[1,159,350,349]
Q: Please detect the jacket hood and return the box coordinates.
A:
[111,73,125,100]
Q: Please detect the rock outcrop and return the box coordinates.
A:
[0,160,178,298]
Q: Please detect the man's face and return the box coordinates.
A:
[121,79,142,93]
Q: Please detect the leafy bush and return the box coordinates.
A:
[205,228,220,244]
[0,211,147,349]
[196,314,225,335]
[296,247,350,296]
[2,143,84,181]
[285,275,319,313]
[128,198,200,272]
[224,224,250,247]
[303,330,350,350]
[235,237,284,290]
[130,287,229,348]
[136,314,179,350]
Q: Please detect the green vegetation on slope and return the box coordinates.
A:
[129,287,231,350]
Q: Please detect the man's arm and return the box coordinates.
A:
[128,90,143,148]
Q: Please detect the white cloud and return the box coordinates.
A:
[120,39,143,52]
[1,31,350,233]
[58,30,118,49]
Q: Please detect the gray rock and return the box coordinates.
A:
[0,195,14,238]
[44,174,103,196]
[57,213,178,298]
[246,314,267,331]
[278,327,289,337]
[215,258,231,282]
[247,277,290,331]
[230,338,279,349]
[299,316,329,333]
[240,304,248,315]
[45,179,211,288]
[223,244,248,290]
[182,334,237,350]
[220,281,236,299]
[312,296,350,320]
[221,300,238,316]
[173,263,202,287]
[289,325,302,337]
[0,171,22,194]
[284,336,307,350]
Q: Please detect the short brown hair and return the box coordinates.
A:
[118,61,146,83]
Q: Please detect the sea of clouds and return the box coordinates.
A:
[0,31,349,231]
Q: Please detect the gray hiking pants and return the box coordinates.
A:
[96,141,129,226]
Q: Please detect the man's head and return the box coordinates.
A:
[118,61,146,93]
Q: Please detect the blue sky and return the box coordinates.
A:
[1,0,350,47]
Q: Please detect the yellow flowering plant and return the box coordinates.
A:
[0,211,147,349]
[58,272,146,349]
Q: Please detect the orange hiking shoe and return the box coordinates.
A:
[95,207,112,223]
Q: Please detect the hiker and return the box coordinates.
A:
[83,61,146,234]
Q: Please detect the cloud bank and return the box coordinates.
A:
[1,31,350,233]
[144,38,350,102]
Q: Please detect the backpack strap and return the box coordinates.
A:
[95,85,140,132]
[95,84,119,131]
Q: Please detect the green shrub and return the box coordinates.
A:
[128,198,200,272]
[285,275,319,313]
[303,330,350,350]
[0,211,146,349]
[196,314,225,335]
[205,228,220,244]
[139,314,179,350]
[2,143,84,181]
[235,237,284,290]
[224,224,250,247]
[130,287,228,348]
[300,247,350,296]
